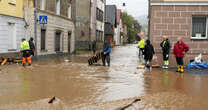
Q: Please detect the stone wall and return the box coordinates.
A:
[150,5,208,66]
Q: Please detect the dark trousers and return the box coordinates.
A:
[176,57,184,65]
[102,53,110,66]
[163,52,169,61]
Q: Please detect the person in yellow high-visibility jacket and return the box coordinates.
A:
[138,39,145,57]
[21,38,32,66]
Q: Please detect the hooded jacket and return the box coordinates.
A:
[173,41,189,58]
[160,39,171,53]
[29,37,35,50]
[144,40,155,60]
[103,40,111,55]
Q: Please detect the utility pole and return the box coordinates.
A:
[34,0,38,57]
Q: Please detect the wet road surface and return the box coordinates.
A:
[0,45,208,110]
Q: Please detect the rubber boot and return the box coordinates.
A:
[180,65,184,73]
[176,65,181,72]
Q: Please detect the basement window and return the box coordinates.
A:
[191,16,207,39]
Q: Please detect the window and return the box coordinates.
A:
[40,0,45,10]
[55,32,61,52]
[96,8,104,22]
[192,16,207,39]
[56,0,60,15]
[41,29,46,50]
[8,23,16,51]
[96,30,104,41]
[68,4,72,19]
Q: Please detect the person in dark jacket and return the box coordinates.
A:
[160,35,171,69]
[144,40,155,68]
[92,40,97,54]
[102,40,111,66]
[28,37,35,56]
[173,37,189,73]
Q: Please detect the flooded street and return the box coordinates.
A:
[0,45,208,110]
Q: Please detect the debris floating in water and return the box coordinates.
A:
[48,96,56,104]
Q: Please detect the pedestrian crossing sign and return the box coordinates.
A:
[39,16,48,24]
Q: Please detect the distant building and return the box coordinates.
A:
[90,0,105,49]
[24,0,75,57]
[75,0,91,50]
[105,5,117,46]
[122,23,128,44]
[0,0,25,55]
[114,9,122,45]
[150,0,208,66]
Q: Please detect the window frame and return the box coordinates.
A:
[191,16,208,40]
[67,4,72,19]
[56,0,61,15]
[40,0,45,10]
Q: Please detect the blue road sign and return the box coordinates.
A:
[39,16,48,24]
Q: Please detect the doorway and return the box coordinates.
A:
[68,32,71,53]
[55,32,61,52]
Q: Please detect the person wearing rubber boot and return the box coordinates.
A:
[160,35,171,69]
[173,37,189,73]
[21,38,32,66]
[102,40,111,67]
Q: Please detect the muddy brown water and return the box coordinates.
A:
[0,45,208,109]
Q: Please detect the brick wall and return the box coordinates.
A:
[150,5,208,66]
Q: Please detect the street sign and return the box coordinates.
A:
[39,16,48,24]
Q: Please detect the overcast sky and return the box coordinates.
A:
[106,0,148,17]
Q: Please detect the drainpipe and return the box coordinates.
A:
[34,0,38,57]
[89,0,92,50]
[74,0,77,53]
[148,0,151,40]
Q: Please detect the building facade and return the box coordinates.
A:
[0,0,25,54]
[114,9,122,45]
[90,0,105,49]
[75,0,91,50]
[105,5,117,46]
[150,0,208,66]
[24,0,75,57]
